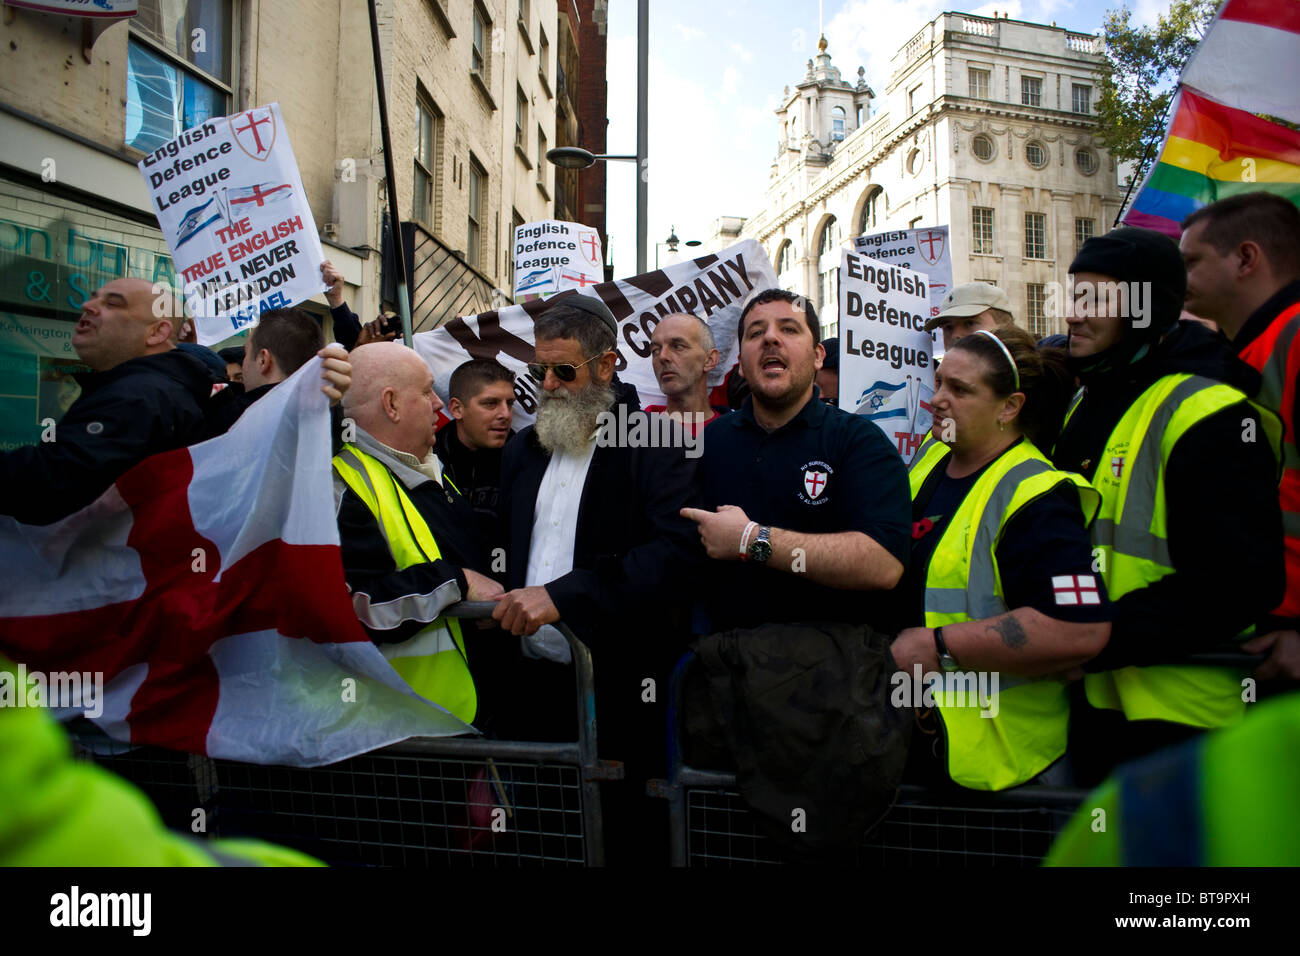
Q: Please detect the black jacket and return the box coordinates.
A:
[201,382,276,440]
[434,422,508,548]
[0,350,217,525]
[499,385,701,655]
[1053,320,1285,667]
[683,621,910,860]
[334,429,488,646]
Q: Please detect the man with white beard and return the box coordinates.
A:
[493,295,701,865]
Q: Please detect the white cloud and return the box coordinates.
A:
[673,23,704,42]
[729,41,754,62]
[721,65,741,99]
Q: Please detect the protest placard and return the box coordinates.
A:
[137,103,327,346]
[512,219,604,299]
[852,225,951,350]
[838,249,935,460]
[416,239,776,430]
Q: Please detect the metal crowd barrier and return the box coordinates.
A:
[72,603,622,867]
[650,648,1265,867]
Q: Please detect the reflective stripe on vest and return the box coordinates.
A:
[1238,300,1300,617]
[909,438,1100,791]
[332,445,476,723]
[1080,374,1281,729]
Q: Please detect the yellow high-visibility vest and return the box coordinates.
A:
[910,438,1100,790]
[1062,373,1282,729]
[332,445,476,723]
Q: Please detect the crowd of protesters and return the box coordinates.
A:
[2,191,1299,866]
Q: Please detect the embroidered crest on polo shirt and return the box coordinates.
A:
[798,460,833,505]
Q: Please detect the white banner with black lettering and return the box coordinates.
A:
[512,219,604,298]
[414,240,776,430]
[138,103,327,346]
[838,250,935,460]
[852,226,951,349]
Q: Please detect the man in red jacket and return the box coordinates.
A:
[1181,192,1300,681]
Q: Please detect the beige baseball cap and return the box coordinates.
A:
[924,282,1014,331]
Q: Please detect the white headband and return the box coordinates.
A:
[973,329,1020,391]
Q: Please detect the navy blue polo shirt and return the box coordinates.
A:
[696,388,911,632]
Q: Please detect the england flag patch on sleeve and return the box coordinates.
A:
[1052,574,1100,605]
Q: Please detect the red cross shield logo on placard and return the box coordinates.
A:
[804,469,829,499]
[917,230,945,266]
[1111,456,1124,478]
[230,108,277,160]
[578,230,601,268]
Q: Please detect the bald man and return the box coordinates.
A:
[0,277,220,525]
[333,343,503,723]
[645,312,727,434]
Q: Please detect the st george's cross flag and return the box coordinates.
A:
[0,358,474,766]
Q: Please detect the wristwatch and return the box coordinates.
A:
[933,626,959,672]
[747,526,773,564]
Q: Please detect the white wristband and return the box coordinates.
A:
[739,521,758,557]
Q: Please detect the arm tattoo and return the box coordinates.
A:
[986,615,1028,650]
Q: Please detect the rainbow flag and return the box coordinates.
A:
[1123,87,1300,238]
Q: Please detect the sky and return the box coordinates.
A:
[599,0,1171,277]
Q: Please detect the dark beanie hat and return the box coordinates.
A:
[1068,226,1186,340]
[820,336,839,371]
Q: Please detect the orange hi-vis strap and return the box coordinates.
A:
[1239,300,1300,618]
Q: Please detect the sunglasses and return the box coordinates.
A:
[526,353,601,383]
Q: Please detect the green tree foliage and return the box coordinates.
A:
[1095,0,1217,185]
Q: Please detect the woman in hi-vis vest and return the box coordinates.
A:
[890,327,1112,792]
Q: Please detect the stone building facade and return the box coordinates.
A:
[739,13,1124,340]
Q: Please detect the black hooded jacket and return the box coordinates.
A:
[0,349,218,525]
[1053,320,1285,667]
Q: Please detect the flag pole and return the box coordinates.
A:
[367,0,414,348]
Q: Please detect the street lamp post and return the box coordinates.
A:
[655,226,702,269]
[545,0,649,275]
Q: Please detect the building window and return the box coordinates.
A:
[1021,75,1042,107]
[472,4,488,77]
[969,67,989,99]
[908,84,923,115]
[972,207,995,255]
[467,158,484,269]
[414,93,442,229]
[537,127,547,184]
[1076,147,1098,175]
[518,0,529,25]
[539,28,550,86]
[907,148,923,176]
[126,1,233,153]
[1024,212,1047,260]
[1025,141,1048,168]
[832,106,845,142]
[776,241,795,279]
[971,133,994,162]
[516,87,527,150]
[818,217,838,257]
[817,217,839,318]
[859,187,882,235]
[1072,84,1091,114]
[1075,217,1096,252]
[1027,284,1048,337]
